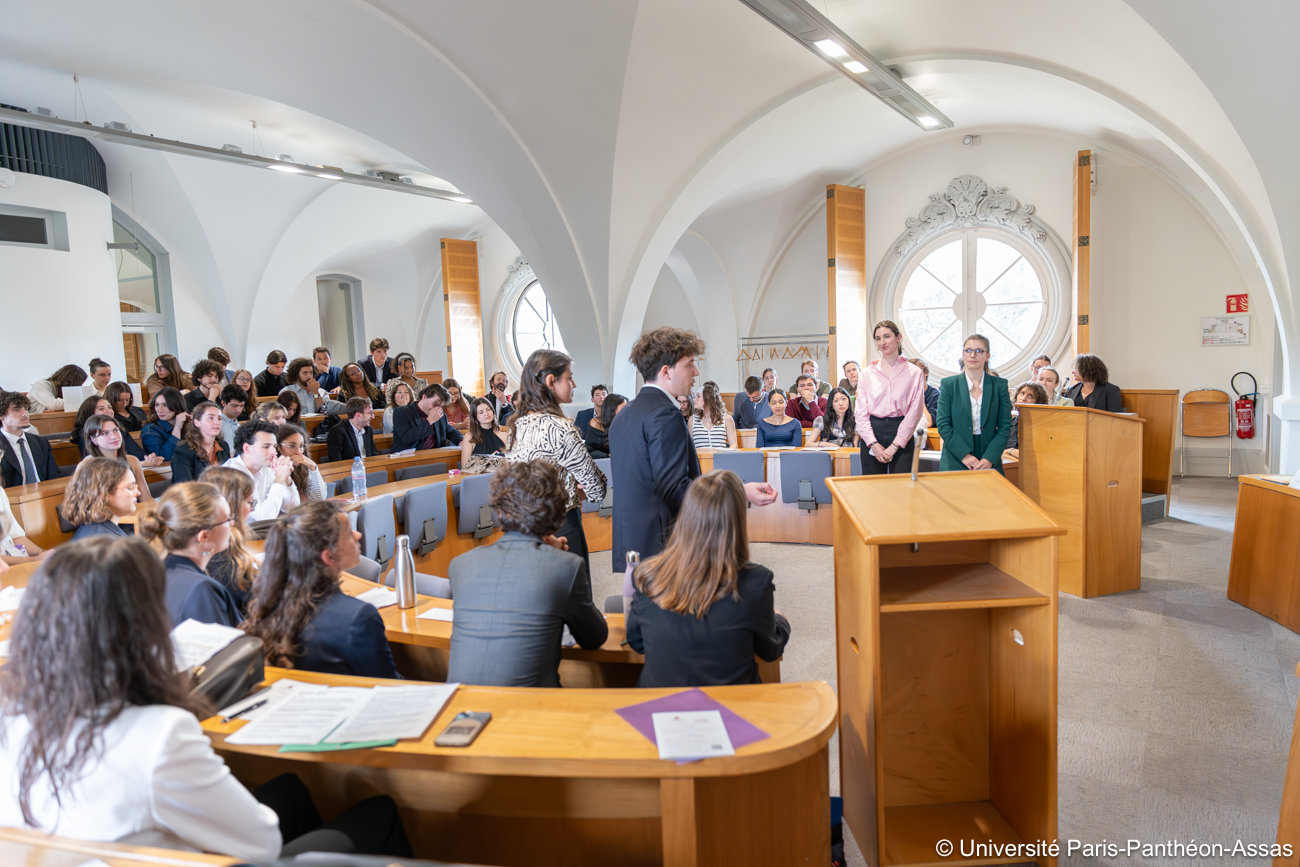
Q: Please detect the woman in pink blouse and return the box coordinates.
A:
[854,320,927,475]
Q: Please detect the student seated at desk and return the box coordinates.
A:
[224,418,301,521]
[1035,366,1074,407]
[0,485,47,564]
[384,353,429,415]
[326,397,379,463]
[691,383,738,449]
[72,395,152,463]
[145,353,189,397]
[64,457,139,540]
[276,424,327,501]
[462,396,510,466]
[814,387,859,447]
[447,460,608,687]
[787,374,827,428]
[626,469,790,687]
[276,390,303,427]
[1062,353,1122,412]
[25,364,88,413]
[106,381,146,432]
[244,501,399,679]
[280,356,346,417]
[184,359,225,413]
[0,392,62,487]
[338,361,386,411]
[217,384,247,453]
[253,350,288,398]
[169,402,231,483]
[1006,381,1049,460]
[141,388,190,461]
[139,482,241,628]
[0,535,412,860]
[756,390,802,447]
[382,381,413,434]
[200,466,258,615]
[231,369,256,419]
[583,392,625,458]
[81,415,157,502]
[392,383,463,453]
[732,375,772,429]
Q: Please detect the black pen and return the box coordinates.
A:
[221,699,268,723]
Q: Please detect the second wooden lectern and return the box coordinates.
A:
[1016,405,1144,598]
[827,471,1063,867]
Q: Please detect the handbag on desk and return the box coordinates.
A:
[190,635,264,709]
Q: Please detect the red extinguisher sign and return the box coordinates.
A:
[1232,372,1257,439]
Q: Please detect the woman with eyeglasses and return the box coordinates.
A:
[170,402,231,483]
[81,415,158,502]
[231,369,256,419]
[275,424,328,500]
[138,481,241,628]
[145,354,190,397]
[200,465,258,615]
[64,457,140,540]
[936,334,1013,474]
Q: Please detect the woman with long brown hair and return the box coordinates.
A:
[338,361,385,410]
[460,396,509,467]
[169,401,230,483]
[442,377,472,429]
[383,353,427,409]
[26,363,88,413]
[145,353,189,397]
[243,500,398,678]
[81,413,159,499]
[690,383,737,449]
[506,348,607,579]
[275,390,303,427]
[138,482,240,628]
[275,424,327,500]
[626,469,790,687]
[584,392,626,457]
[105,381,146,432]
[141,387,189,460]
[200,465,258,614]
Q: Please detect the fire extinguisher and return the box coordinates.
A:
[1232,371,1257,439]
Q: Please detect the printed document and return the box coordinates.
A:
[651,710,735,761]
[326,684,459,743]
[171,619,245,671]
[225,686,372,745]
[355,586,399,608]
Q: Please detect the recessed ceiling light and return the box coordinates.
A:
[813,39,846,57]
[918,116,941,128]
[267,163,305,173]
[844,61,868,74]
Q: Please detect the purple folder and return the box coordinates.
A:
[615,688,770,751]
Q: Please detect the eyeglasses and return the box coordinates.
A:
[963,348,988,356]
[206,516,234,530]
[115,481,139,492]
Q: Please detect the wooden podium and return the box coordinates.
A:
[1016,405,1144,598]
[827,471,1063,867]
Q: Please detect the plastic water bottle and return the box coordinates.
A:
[351,456,367,501]
[394,535,417,609]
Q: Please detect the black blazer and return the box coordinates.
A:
[575,407,595,438]
[391,404,463,453]
[71,520,131,541]
[357,356,397,388]
[583,422,609,457]
[608,386,700,572]
[170,440,232,483]
[1063,381,1124,413]
[1,432,61,487]
[327,421,378,463]
[162,553,242,629]
[626,564,791,688]
[114,407,147,432]
[295,588,399,679]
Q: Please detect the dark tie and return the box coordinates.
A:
[18,437,39,484]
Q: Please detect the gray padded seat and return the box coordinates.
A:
[349,556,383,583]
[383,568,452,599]
[334,469,388,497]
[403,480,448,556]
[148,478,173,499]
[395,463,447,483]
[455,473,495,538]
[355,494,396,566]
[779,451,833,507]
[850,451,861,476]
[711,450,766,486]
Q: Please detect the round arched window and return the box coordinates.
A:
[511,280,567,366]
[895,230,1049,375]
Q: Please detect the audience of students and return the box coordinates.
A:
[81,415,157,500]
[691,383,738,449]
[217,385,247,452]
[787,374,827,428]
[383,380,413,434]
[447,460,608,687]
[392,383,463,453]
[311,345,342,391]
[1035,366,1074,406]
[462,397,509,465]
[63,457,138,540]
[276,424,328,501]
[800,359,832,397]
[584,392,626,458]
[358,337,395,387]
[327,398,379,463]
[27,364,88,413]
[731,376,771,429]
[936,334,1013,474]
[507,349,607,579]
[106,381,147,432]
[856,321,927,475]
[0,393,60,486]
[145,355,184,397]
[244,500,399,679]
[1064,353,1123,412]
[185,360,224,412]
[441,378,471,429]
[1006,381,1050,459]
[627,469,790,687]
[814,387,859,446]
[338,361,386,410]
[576,384,607,437]
[139,481,240,628]
[170,402,231,483]
[756,389,802,447]
[224,418,301,521]
[200,465,258,615]
[253,350,288,397]
[141,388,189,460]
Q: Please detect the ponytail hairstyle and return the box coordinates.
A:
[507,348,571,442]
[872,319,903,344]
[137,481,226,554]
[199,466,258,594]
[242,501,348,667]
[960,334,995,376]
[820,387,858,443]
[696,383,725,426]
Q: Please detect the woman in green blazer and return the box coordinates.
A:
[936,334,1014,475]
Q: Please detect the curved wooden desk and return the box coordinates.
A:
[1228,475,1300,633]
[0,827,241,866]
[205,667,836,866]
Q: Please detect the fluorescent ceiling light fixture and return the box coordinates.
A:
[738,0,952,130]
[0,105,473,204]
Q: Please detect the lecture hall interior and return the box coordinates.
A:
[1,1,1300,865]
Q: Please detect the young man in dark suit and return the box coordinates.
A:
[0,392,61,487]
[357,337,396,388]
[575,384,607,438]
[392,383,463,453]
[327,398,379,463]
[608,328,776,572]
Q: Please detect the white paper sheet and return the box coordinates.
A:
[217,679,327,723]
[651,710,735,761]
[355,586,399,609]
[416,606,454,622]
[170,619,246,671]
[225,686,372,745]
[0,640,10,657]
[326,683,459,743]
[0,585,24,612]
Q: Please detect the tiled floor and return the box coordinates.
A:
[590,476,1293,866]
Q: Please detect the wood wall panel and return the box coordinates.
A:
[827,184,867,378]
[1072,151,1091,356]
[441,238,485,397]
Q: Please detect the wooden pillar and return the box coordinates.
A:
[827,185,867,381]
[440,238,485,397]
[1072,151,1091,356]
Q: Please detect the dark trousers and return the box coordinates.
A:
[255,772,413,857]
[556,506,590,588]
[860,416,914,475]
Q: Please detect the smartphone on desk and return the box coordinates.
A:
[434,712,491,747]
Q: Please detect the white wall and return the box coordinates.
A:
[0,174,124,390]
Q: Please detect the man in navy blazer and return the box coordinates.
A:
[312,346,343,392]
[575,384,607,438]
[356,337,396,388]
[0,393,62,487]
[326,398,379,463]
[392,383,463,453]
[609,328,776,572]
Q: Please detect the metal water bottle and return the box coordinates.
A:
[394,535,417,609]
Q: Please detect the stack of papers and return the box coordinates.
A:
[355,586,399,608]
[416,606,454,622]
[171,619,245,671]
